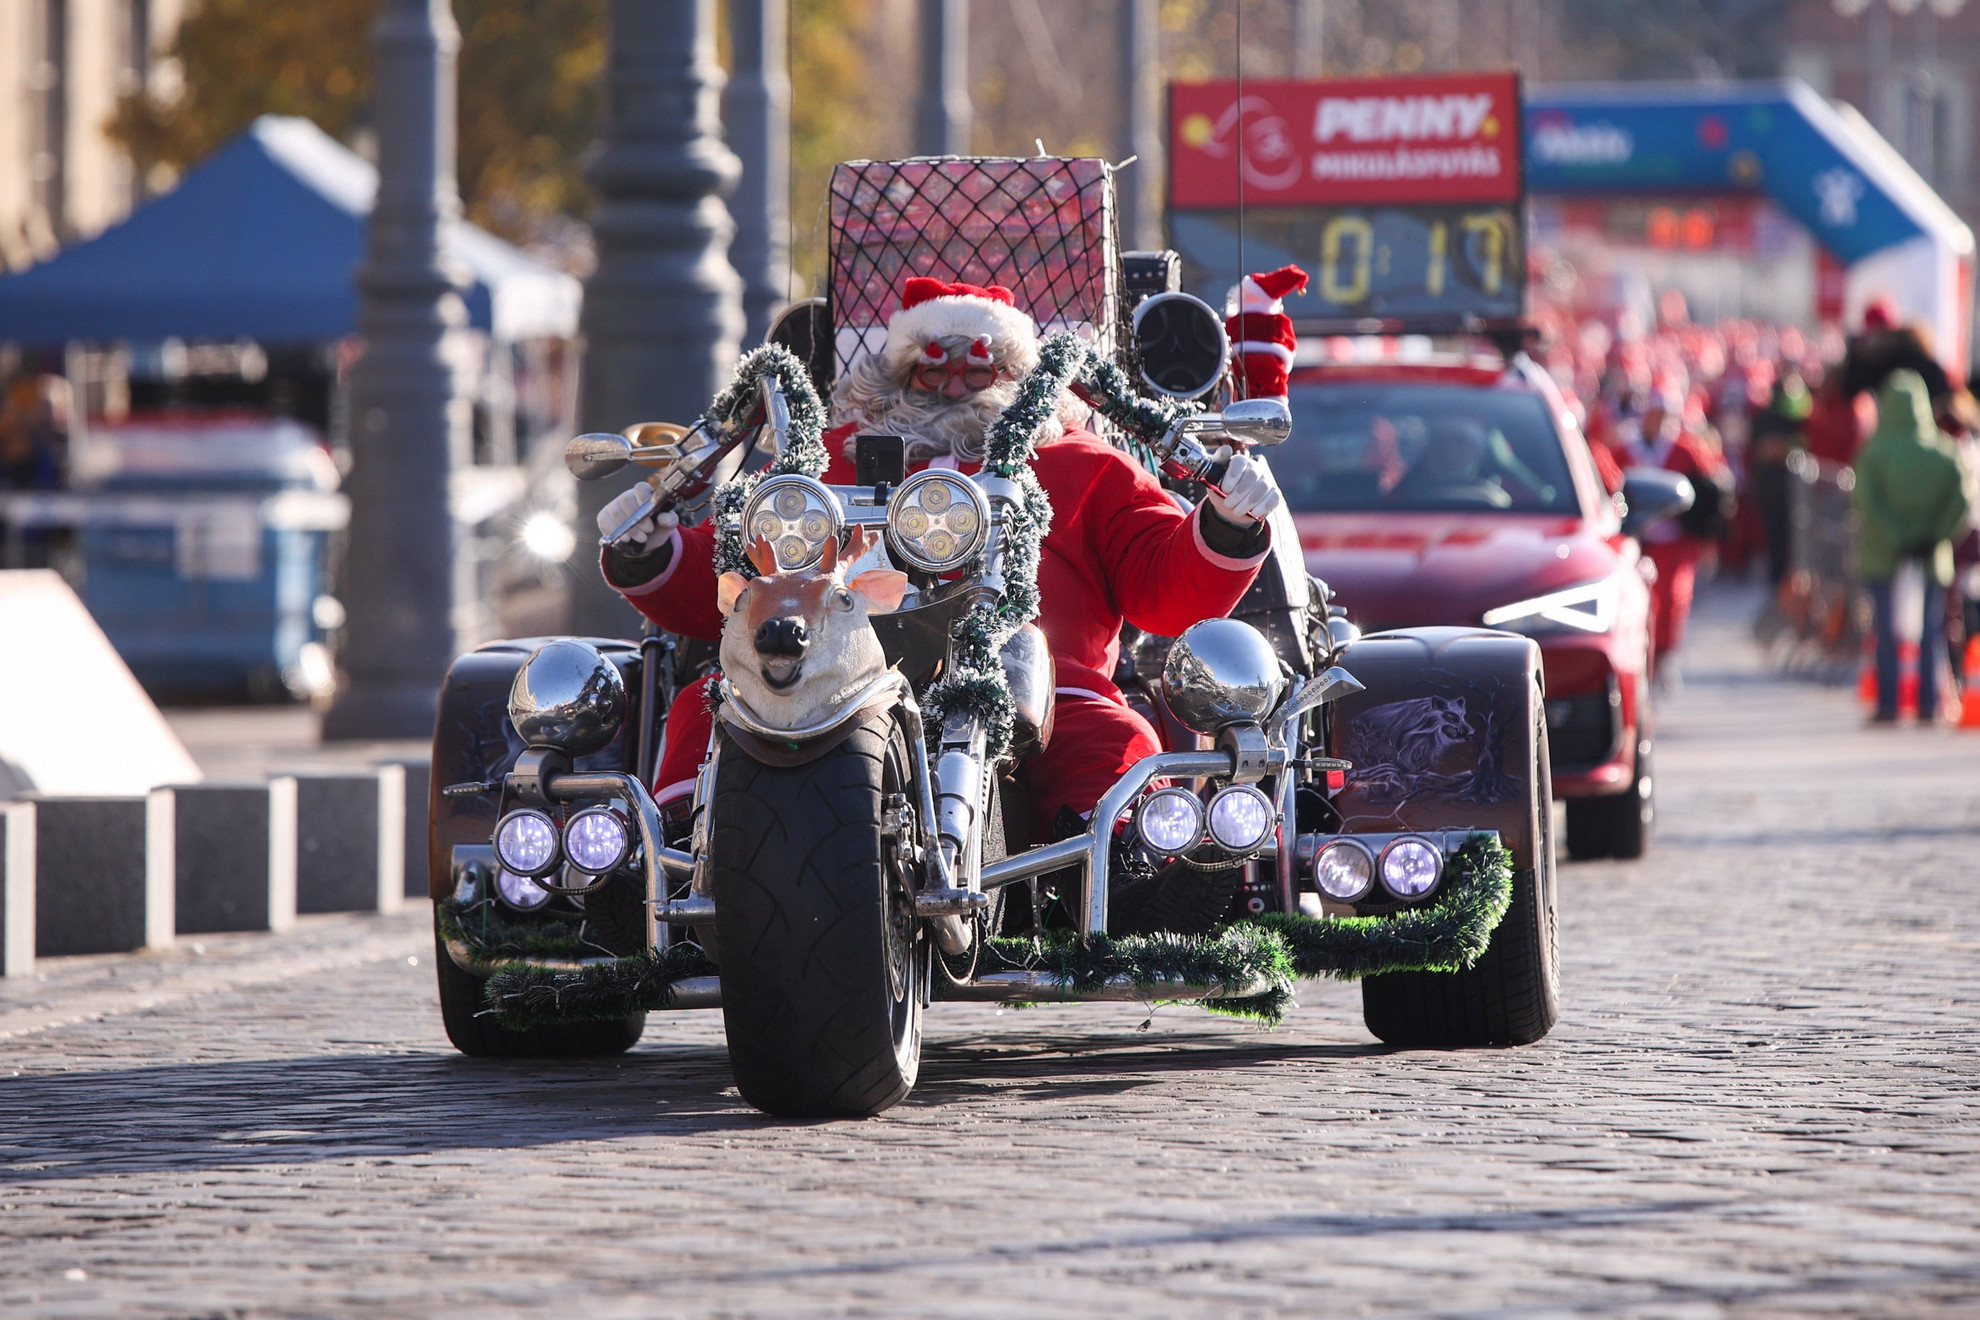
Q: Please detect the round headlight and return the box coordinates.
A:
[1161,618,1288,734]
[1379,836,1443,899]
[509,639,628,755]
[1206,785,1275,852]
[886,470,990,573]
[742,474,842,571]
[1313,839,1375,901]
[1135,787,1205,855]
[494,808,561,878]
[494,868,553,911]
[563,806,632,875]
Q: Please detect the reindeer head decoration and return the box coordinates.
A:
[716,526,909,728]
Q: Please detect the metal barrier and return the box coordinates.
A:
[1755,451,1862,681]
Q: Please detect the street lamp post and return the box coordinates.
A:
[725,0,791,347]
[1118,0,1162,252]
[568,0,745,639]
[916,0,971,156]
[323,0,473,741]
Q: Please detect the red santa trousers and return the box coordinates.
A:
[1646,540,1703,659]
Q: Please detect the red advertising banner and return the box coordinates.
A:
[1169,71,1523,210]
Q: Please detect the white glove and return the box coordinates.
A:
[1206,447,1282,525]
[596,484,678,549]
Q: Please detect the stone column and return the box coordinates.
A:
[725,0,791,346]
[1118,0,1163,252]
[915,0,970,156]
[569,0,745,638]
[324,0,473,739]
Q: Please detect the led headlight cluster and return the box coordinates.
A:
[491,805,636,900]
[743,474,842,571]
[563,806,632,875]
[1378,836,1442,898]
[1206,785,1275,853]
[1313,840,1375,901]
[1310,835,1446,902]
[1134,788,1204,854]
[1133,785,1279,858]
[495,869,552,910]
[885,470,990,573]
[494,809,560,878]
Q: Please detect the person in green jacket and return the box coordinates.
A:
[1854,370,1974,723]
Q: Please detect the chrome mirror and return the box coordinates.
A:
[1219,397,1293,448]
[565,432,633,481]
[1266,666,1366,745]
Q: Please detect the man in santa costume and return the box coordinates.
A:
[1614,376,1732,668]
[594,271,1297,841]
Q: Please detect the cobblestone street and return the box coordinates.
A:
[3,587,1977,1318]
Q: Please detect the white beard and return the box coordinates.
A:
[830,356,1067,464]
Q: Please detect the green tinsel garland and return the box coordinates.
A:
[970,834,1513,1025]
[473,837,1513,1030]
[705,344,831,577]
[1075,351,1203,446]
[481,943,720,1031]
[437,896,590,962]
[915,333,1086,754]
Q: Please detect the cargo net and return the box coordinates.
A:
[828,156,1120,378]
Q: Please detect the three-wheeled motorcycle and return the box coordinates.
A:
[427,157,1556,1116]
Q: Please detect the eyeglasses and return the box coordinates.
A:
[911,356,1000,393]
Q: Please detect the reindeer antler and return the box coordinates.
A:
[746,535,780,576]
[842,524,878,566]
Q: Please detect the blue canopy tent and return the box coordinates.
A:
[0,115,579,344]
[1526,80,1973,368]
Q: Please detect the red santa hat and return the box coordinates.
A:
[1236,264,1310,314]
[881,277,1042,379]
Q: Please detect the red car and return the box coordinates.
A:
[1266,349,1686,860]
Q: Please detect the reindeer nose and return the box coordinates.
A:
[755,616,808,658]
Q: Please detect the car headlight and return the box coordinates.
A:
[494,868,553,911]
[742,474,843,571]
[1312,839,1375,901]
[1135,788,1205,855]
[493,808,561,878]
[1378,836,1443,899]
[1206,785,1275,853]
[563,806,633,875]
[1480,577,1620,635]
[885,469,990,573]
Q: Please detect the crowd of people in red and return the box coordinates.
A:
[1528,294,1980,716]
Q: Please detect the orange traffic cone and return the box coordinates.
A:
[1859,637,1921,717]
[1957,638,1980,729]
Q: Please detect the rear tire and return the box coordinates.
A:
[433,922,645,1058]
[1361,687,1560,1047]
[1565,721,1653,861]
[710,715,922,1118]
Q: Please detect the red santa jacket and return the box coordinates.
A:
[1619,427,1726,545]
[605,423,1272,700]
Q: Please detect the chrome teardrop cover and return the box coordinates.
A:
[1161,618,1287,734]
[509,639,627,756]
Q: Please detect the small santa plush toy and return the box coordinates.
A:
[1224,265,1310,399]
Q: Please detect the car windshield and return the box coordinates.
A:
[1269,381,1578,514]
